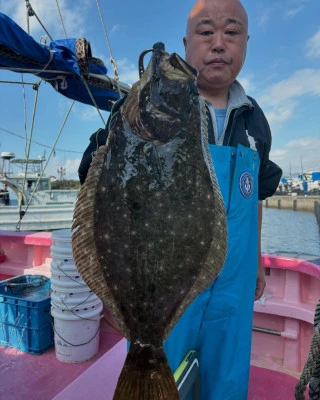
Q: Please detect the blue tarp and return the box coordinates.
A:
[312,172,320,182]
[0,12,122,111]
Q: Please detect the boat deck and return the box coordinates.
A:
[0,320,123,400]
[0,333,300,400]
[0,230,317,399]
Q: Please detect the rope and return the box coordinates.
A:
[16,100,75,231]
[33,51,54,76]
[26,2,31,34]
[15,79,41,218]
[0,127,82,154]
[80,76,106,126]
[295,299,320,400]
[21,74,29,162]
[25,0,53,41]
[95,0,122,97]
[55,0,68,38]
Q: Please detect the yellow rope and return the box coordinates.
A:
[95,0,122,97]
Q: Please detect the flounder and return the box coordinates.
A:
[72,42,227,400]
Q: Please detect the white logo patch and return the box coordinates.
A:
[239,172,254,198]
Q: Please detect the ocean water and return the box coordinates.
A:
[262,207,320,256]
[8,198,320,256]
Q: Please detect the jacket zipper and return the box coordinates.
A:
[224,106,249,146]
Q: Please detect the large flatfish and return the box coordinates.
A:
[72,42,227,400]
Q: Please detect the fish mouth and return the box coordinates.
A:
[167,53,198,79]
[133,43,199,141]
[139,42,198,81]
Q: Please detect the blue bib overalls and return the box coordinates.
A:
[164,143,260,400]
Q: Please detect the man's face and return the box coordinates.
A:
[184,0,249,93]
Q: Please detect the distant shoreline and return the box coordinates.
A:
[264,195,320,228]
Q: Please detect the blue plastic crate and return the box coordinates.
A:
[0,275,54,354]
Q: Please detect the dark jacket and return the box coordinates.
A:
[207,96,282,200]
[79,91,282,201]
[78,96,125,185]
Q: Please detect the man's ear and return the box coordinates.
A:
[183,36,188,50]
[247,35,250,42]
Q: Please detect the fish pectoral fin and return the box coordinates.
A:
[113,343,179,400]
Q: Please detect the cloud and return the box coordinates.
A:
[238,76,256,94]
[110,24,121,35]
[77,106,106,122]
[284,6,304,18]
[111,58,139,85]
[257,7,274,27]
[46,155,81,179]
[306,29,320,59]
[271,137,320,175]
[1,0,91,39]
[258,69,320,128]
[256,1,310,27]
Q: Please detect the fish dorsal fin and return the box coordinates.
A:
[72,144,129,339]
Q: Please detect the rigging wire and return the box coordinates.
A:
[0,80,37,85]
[18,83,41,221]
[80,76,106,126]
[95,0,122,97]
[16,100,75,231]
[25,0,53,41]
[55,0,68,39]
[0,128,83,154]
[20,74,29,159]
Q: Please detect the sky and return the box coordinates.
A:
[0,0,319,181]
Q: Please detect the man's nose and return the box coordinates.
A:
[211,33,225,53]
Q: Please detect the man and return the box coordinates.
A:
[78,0,281,397]
[0,183,10,206]
[163,0,282,399]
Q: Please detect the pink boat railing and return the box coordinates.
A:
[0,230,319,399]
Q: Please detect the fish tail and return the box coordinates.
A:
[113,342,179,400]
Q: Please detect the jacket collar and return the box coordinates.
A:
[227,80,252,111]
[203,80,253,145]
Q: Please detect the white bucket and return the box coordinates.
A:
[50,273,87,290]
[51,304,103,363]
[51,259,78,272]
[51,229,74,259]
[51,229,72,244]
[50,246,73,259]
[50,269,86,287]
[51,284,95,300]
[51,292,102,312]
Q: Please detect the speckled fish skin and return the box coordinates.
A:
[72,42,227,400]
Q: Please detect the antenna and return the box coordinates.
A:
[57,166,66,181]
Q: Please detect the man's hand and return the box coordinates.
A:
[255,265,266,301]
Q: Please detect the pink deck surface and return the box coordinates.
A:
[0,231,318,399]
[0,322,123,400]
[248,366,299,400]
[53,340,301,400]
[53,338,127,400]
